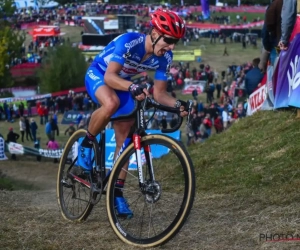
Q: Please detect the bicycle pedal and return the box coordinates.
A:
[90,183,102,205]
[90,192,101,205]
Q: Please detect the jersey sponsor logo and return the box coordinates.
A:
[112,54,123,61]
[150,58,159,66]
[87,70,100,81]
[123,52,131,58]
[122,67,138,74]
[124,59,159,71]
[132,53,141,61]
[164,52,172,64]
[151,60,159,66]
[124,36,144,50]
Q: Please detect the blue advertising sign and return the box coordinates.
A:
[102,129,181,170]
[61,111,92,124]
[274,34,300,108]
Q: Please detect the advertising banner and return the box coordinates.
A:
[61,111,92,124]
[7,142,63,158]
[274,34,300,109]
[61,109,174,124]
[103,129,181,169]
[247,74,267,116]
[182,80,206,95]
[201,0,210,20]
[0,137,7,161]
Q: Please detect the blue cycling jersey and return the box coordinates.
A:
[90,32,173,81]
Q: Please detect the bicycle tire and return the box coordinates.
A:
[106,134,195,248]
[57,129,100,222]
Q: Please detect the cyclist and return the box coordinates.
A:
[78,9,189,217]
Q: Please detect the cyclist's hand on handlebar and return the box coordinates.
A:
[175,100,192,117]
[128,83,149,101]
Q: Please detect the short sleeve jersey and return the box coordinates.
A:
[90,32,172,81]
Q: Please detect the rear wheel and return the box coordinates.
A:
[106,134,195,248]
[57,129,100,221]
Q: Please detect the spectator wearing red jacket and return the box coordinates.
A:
[37,104,45,125]
[214,115,223,134]
[203,113,212,136]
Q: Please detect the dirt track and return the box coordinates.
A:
[0,161,299,250]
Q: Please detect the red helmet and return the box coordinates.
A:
[150,9,186,39]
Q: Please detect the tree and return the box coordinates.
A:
[37,44,88,93]
[0,0,26,88]
[0,0,16,18]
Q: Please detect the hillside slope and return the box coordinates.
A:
[192,110,300,205]
[1,110,300,249]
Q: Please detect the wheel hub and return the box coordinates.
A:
[145,180,161,203]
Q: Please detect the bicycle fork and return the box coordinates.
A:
[133,134,160,203]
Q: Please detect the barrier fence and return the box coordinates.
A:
[0,130,180,170]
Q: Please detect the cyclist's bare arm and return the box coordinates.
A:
[153,79,177,107]
[104,62,132,91]
[153,80,188,117]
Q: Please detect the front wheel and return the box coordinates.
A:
[106,134,195,248]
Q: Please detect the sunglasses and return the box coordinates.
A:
[163,36,180,45]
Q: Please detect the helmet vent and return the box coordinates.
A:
[159,16,166,21]
[162,25,170,31]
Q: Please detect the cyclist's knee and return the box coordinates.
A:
[103,97,119,115]
[95,87,120,116]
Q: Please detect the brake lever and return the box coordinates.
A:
[142,83,152,111]
[186,100,193,127]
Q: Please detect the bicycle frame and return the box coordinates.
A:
[96,105,153,192]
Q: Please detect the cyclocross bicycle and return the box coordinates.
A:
[57,96,195,248]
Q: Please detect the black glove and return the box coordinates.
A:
[174,99,192,112]
[128,83,148,97]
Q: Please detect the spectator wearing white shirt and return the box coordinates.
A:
[222,105,230,129]
[19,116,26,142]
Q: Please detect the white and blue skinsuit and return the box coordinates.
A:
[85,32,173,118]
